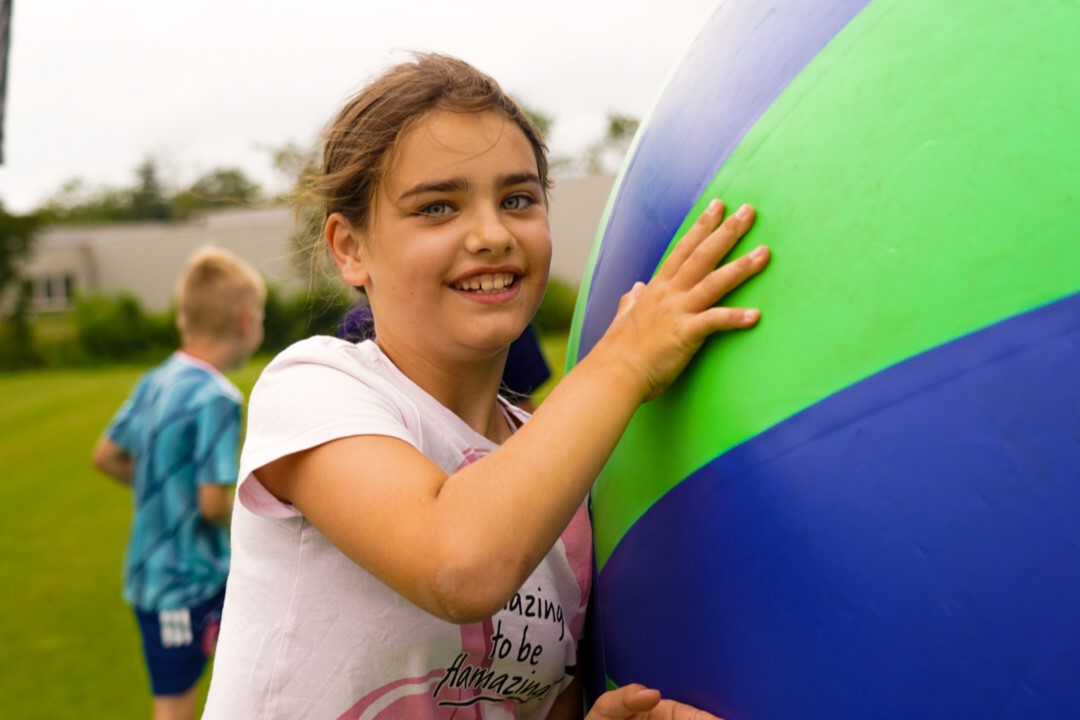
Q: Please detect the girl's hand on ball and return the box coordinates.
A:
[586,684,725,720]
[602,199,770,402]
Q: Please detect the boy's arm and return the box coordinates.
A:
[194,393,241,527]
[198,484,234,527]
[91,436,133,486]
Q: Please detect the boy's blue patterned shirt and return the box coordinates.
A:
[107,352,240,611]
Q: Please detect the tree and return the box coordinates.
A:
[170,167,262,216]
[40,160,266,224]
[189,167,260,203]
[130,158,171,220]
[39,178,135,224]
[263,140,334,285]
[585,113,640,174]
[37,159,171,224]
[518,102,553,141]
[513,106,641,177]
[268,141,317,192]
[0,204,41,368]
[0,202,40,304]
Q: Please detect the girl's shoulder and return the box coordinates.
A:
[254,336,401,394]
[253,336,421,411]
[266,335,379,371]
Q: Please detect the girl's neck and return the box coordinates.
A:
[374,337,513,443]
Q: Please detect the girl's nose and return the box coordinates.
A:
[464,206,514,255]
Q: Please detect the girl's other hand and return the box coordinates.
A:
[600,200,769,402]
[586,684,725,720]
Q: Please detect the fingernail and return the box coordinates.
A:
[736,203,752,218]
[744,309,760,323]
[751,245,767,259]
[707,199,722,214]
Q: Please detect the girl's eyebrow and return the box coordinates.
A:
[498,172,542,189]
[396,172,541,203]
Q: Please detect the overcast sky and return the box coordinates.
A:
[0,0,720,214]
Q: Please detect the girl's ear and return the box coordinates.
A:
[326,212,370,287]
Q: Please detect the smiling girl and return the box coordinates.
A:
[203,54,770,720]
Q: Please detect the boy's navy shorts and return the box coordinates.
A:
[134,586,226,696]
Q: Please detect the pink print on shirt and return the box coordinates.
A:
[456,446,488,471]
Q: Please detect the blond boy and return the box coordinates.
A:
[92,246,265,720]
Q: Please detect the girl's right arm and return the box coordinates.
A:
[256,200,769,623]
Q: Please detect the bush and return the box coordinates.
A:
[72,292,178,364]
[0,322,38,370]
[7,280,564,372]
[32,313,83,367]
[262,285,356,354]
[69,285,355,364]
[0,282,41,370]
[532,278,579,335]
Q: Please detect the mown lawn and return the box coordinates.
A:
[0,334,567,716]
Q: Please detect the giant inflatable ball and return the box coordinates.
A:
[567,1,1080,718]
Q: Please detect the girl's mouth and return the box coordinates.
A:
[453,272,517,294]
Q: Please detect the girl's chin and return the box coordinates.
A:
[450,324,530,355]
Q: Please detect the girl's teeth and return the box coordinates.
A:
[459,274,513,292]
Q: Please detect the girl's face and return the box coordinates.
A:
[341,110,551,365]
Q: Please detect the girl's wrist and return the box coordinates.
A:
[578,339,652,407]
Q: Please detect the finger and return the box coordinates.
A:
[653,698,725,720]
[686,244,770,311]
[590,684,662,718]
[654,199,727,282]
[673,203,757,290]
[686,305,762,338]
[615,281,647,319]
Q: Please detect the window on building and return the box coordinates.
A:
[31,273,77,312]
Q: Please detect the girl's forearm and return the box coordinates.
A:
[434,339,644,598]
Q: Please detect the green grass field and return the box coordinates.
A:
[0,335,567,715]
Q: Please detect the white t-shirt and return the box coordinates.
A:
[204,337,592,720]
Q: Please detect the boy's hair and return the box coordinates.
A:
[308,52,551,232]
[175,246,266,339]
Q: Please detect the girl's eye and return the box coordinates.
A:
[419,201,454,217]
[502,194,534,211]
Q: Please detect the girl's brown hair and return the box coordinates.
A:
[309,52,551,231]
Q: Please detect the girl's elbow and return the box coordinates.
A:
[424,553,526,624]
[428,584,508,625]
